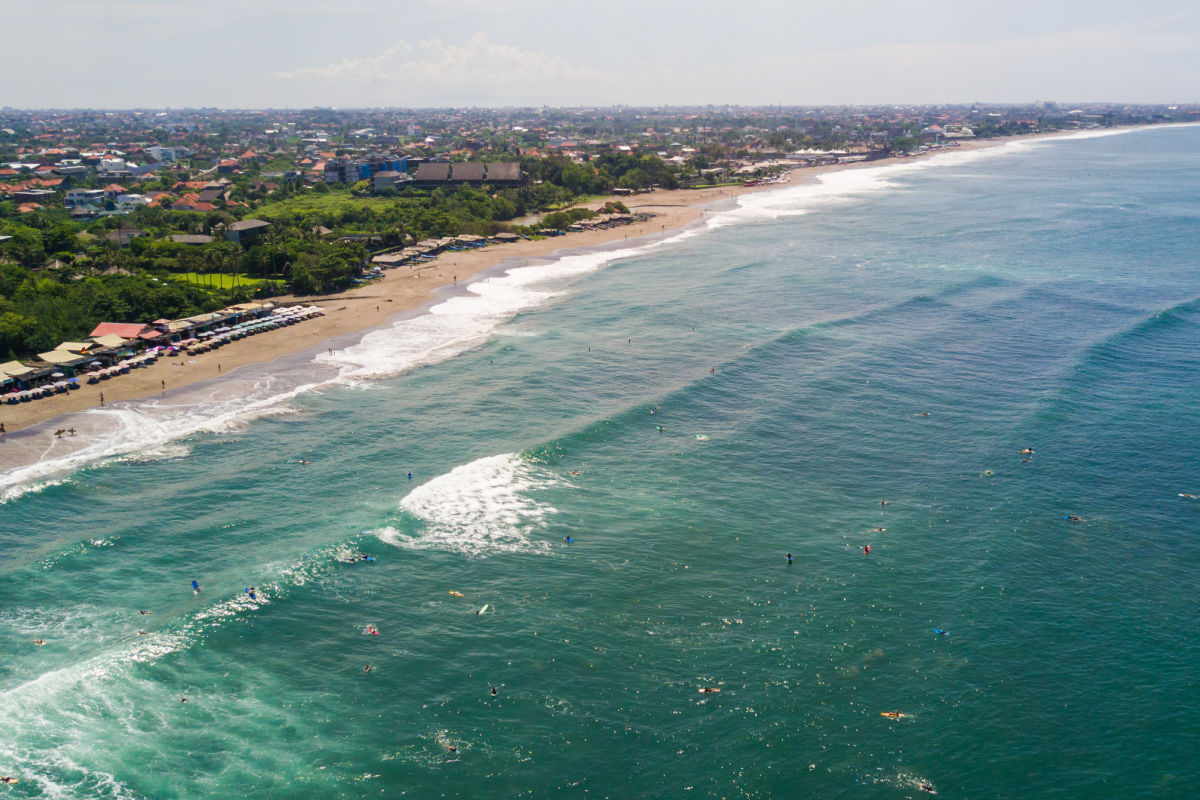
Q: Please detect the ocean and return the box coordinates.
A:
[1,126,1198,798]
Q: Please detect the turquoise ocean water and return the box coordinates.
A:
[1,126,1198,798]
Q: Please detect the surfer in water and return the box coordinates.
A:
[563,537,575,543]
[245,587,257,600]
[1064,515,1083,522]
[192,580,200,594]
[786,553,792,563]
[863,545,870,554]
[1,776,18,784]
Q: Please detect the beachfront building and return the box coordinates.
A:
[409,161,523,189]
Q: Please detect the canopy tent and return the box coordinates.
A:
[91,334,129,349]
[38,349,88,366]
[0,360,36,378]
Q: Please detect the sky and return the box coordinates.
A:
[5,0,1199,109]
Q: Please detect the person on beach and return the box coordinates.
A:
[0,422,6,435]
[99,392,104,406]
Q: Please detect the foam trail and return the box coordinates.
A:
[376,453,564,557]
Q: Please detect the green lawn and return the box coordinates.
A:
[254,190,399,219]
[169,272,272,289]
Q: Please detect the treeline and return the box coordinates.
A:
[0,262,224,359]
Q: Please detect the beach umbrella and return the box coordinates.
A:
[51,371,65,378]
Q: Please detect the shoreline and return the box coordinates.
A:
[0,128,1106,436]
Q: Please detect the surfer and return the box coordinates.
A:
[919,784,937,793]
[1,776,18,784]
[563,537,575,543]
[934,628,949,636]
[68,427,75,436]
[1064,515,1082,522]
[32,639,45,646]
[786,553,792,563]
[54,428,65,438]
[359,554,374,561]
[137,631,148,636]
[366,625,379,636]
[567,470,581,476]
[871,527,886,532]
[880,499,889,506]
[245,587,257,600]
[656,425,666,432]
[1019,447,1034,454]
[490,687,498,696]
[179,695,188,703]
[444,745,457,753]
[364,664,372,673]
[407,472,413,480]
[699,687,720,693]
[863,545,870,554]
[880,711,906,718]
[138,610,150,616]
[917,411,930,417]
[192,580,200,594]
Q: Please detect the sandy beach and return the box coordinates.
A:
[0,133,1042,435]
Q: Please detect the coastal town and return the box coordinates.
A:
[1,102,1195,422]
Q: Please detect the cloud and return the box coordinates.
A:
[274,33,603,93]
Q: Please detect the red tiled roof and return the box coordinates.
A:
[90,322,148,338]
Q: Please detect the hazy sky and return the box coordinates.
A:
[6,0,1199,108]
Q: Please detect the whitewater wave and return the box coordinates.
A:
[375,453,565,557]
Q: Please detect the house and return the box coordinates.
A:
[224,219,271,246]
[168,234,214,245]
[65,188,106,208]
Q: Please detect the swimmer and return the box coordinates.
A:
[364,664,372,673]
[863,545,870,554]
[32,639,45,646]
[698,687,721,694]
[490,687,498,696]
[871,527,886,532]
[786,553,792,563]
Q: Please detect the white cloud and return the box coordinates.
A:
[275,33,603,92]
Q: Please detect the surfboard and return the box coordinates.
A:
[449,591,465,597]
[880,711,907,718]
[477,604,489,615]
